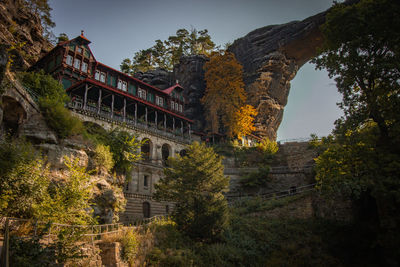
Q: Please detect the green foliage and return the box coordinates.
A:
[0,138,49,218]
[33,156,96,225]
[92,143,114,173]
[121,229,139,264]
[39,97,84,138]
[57,33,69,43]
[154,142,229,242]
[239,166,271,189]
[311,0,400,151]
[19,70,67,102]
[120,27,216,73]
[19,71,84,138]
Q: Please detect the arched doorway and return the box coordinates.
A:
[142,201,151,218]
[161,144,171,166]
[1,96,27,136]
[141,138,152,161]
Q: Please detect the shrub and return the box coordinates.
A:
[39,97,83,138]
[92,143,114,173]
[121,228,139,264]
[239,166,271,189]
[256,138,278,155]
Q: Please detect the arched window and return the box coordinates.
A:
[161,144,171,166]
[141,138,152,161]
[142,202,151,218]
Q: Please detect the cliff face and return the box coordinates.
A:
[0,0,52,69]
[228,13,326,139]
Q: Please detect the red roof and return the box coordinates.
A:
[163,83,183,95]
[67,78,193,123]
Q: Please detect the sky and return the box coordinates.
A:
[48,0,343,141]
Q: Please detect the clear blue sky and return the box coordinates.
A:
[49,0,343,141]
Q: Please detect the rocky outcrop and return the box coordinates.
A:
[134,68,174,90]
[174,55,208,131]
[228,13,326,139]
[0,0,52,69]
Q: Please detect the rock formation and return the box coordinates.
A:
[0,0,52,69]
[228,13,327,140]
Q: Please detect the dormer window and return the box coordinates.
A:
[179,104,183,112]
[100,72,106,83]
[175,102,178,111]
[66,55,73,66]
[117,79,122,89]
[95,70,100,80]
[77,47,82,53]
[122,81,127,91]
[82,62,88,73]
[74,58,81,70]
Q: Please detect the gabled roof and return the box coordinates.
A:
[163,83,183,95]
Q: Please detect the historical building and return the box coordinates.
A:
[30,32,196,222]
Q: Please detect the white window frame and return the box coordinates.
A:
[74,58,81,70]
[66,55,73,66]
[117,79,122,89]
[122,81,127,91]
[95,70,100,80]
[138,88,146,99]
[100,72,106,83]
[175,102,178,111]
[171,100,174,110]
[179,104,182,112]
[81,62,88,73]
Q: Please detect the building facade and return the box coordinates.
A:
[31,32,195,222]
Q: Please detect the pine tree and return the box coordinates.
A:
[154,142,229,241]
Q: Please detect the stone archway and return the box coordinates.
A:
[1,96,27,136]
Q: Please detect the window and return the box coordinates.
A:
[95,70,100,80]
[179,104,182,112]
[66,55,73,66]
[138,88,146,99]
[122,81,127,91]
[156,96,164,106]
[100,72,106,83]
[77,46,82,53]
[171,100,174,110]
[143,175,149,187]
[81,62,88,73]
[175,102,178,111]
[74,58,81,70]
[117,79,122,89]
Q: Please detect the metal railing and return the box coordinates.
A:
[68,101,192,143]
[226,183,317,203]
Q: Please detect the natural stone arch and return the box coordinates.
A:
[142,201,151,218]
[161,143,171,166]
[141,138,153,161]
[1,95,27,136]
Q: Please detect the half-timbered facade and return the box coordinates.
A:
[31,32,195,222]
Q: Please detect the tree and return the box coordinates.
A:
[312,0,400,152]
[57,33,69,43]
[230,104,258,140]
[202,51,252,138]
[154,141,229,241]
[23,0,56,41]
[120,27,216,73]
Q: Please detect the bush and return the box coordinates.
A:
[92,143,114,173]
[256,138,278,155]
[39,97,83,138]
[121,229,139,264]
[239,166,271,189]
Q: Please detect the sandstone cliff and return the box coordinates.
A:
[0,0,52,69]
